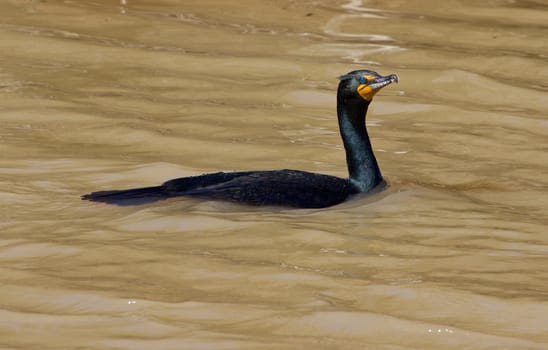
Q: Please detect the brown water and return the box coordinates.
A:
[1,0,548,349]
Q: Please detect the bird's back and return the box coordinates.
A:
[180,169,357,208]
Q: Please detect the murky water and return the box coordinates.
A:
[1,0,547,349]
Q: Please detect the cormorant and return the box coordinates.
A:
[82,70,398,208]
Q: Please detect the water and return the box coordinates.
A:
[1,0,547,349]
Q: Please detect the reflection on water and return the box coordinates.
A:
[1,0,547,349]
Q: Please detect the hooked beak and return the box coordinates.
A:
[370,73,399,91]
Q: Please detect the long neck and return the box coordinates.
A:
[337,98,382,192]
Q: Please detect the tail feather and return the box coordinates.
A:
[81,186,167,205]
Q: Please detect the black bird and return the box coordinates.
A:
[82,70,398,208]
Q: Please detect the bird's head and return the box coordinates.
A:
[337,70,398,103]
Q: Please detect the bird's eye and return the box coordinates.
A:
[359,76,367,84]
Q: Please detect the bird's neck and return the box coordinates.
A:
[337,99,382,192]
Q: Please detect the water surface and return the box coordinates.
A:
[1,0,547,349]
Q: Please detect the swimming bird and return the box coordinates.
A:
[82,70,398,208]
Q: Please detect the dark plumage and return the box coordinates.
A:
[82,70,398,208]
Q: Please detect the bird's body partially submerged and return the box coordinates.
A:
[82,70,398,208]
[85,170,357,208]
